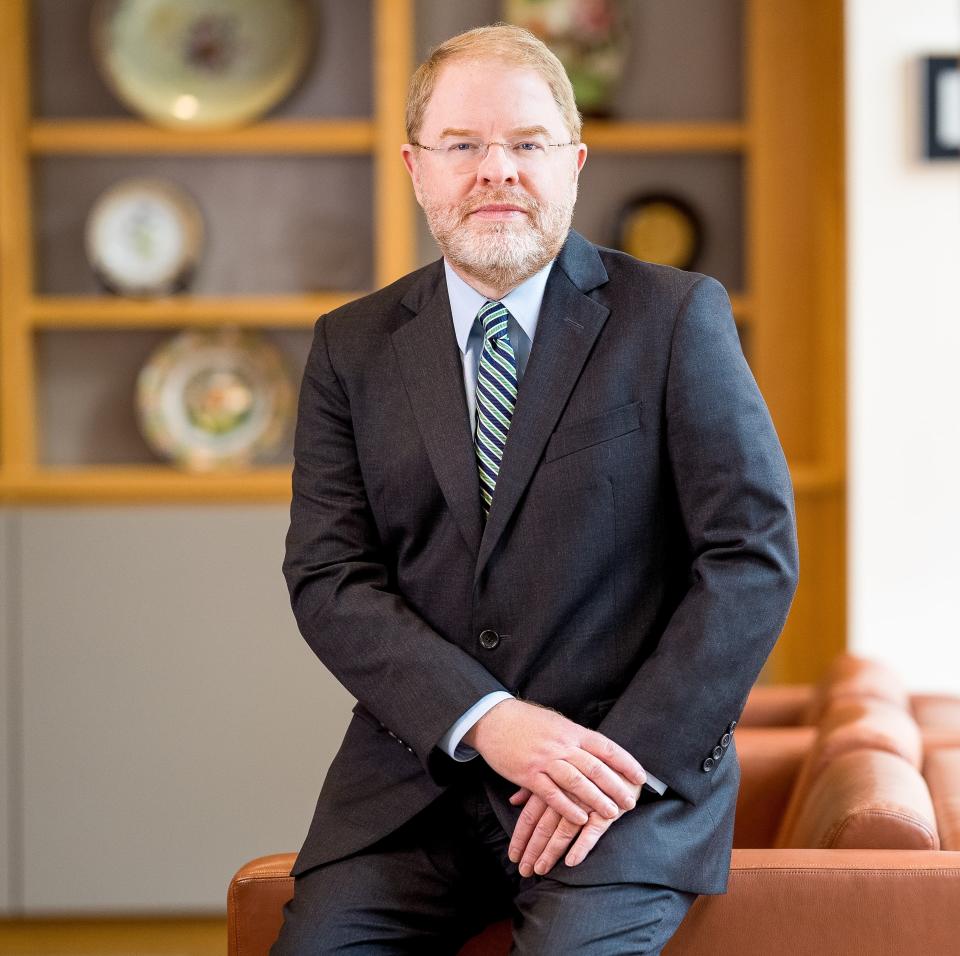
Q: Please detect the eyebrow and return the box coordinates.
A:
[436,125,554,139]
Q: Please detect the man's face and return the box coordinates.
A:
[401,57,588,293]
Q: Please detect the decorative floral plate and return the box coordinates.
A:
[91,0,314,128]
[85,176,204,296]
[136,328,295,471]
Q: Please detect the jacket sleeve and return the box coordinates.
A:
[595,275,800,807]
[281,314,510,784]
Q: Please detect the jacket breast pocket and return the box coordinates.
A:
[543,400,643,463]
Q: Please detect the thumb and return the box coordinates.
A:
[509,787,532,804]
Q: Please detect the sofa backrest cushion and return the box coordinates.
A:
[783,748,939,850]
[774,698,923,848]
[925,746,960,851]
[802,653,910,725]
[814,698,923,772]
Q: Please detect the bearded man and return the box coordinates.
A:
[274,22,799,956]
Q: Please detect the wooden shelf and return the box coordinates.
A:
[728,293,749,317]
[0,464,292,503]
[29,118,376,154]
[0,460,839,504]
[26,292,750,328]
[581,120,750,152]
[788,463,845,494]
[29,294,365,328]
[28,119,750,156]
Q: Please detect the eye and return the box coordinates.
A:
[447,142,480,153]
[512,141,544,152]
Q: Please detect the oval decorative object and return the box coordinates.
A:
[615,192,703,271]
[91,0,314,128]
[136,327,295,471]
[85,176,205,296]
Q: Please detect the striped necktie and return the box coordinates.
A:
[474,299,519,521]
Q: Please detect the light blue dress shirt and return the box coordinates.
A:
[434,258,668,797]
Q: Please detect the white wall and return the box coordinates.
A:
[847,0,960,691]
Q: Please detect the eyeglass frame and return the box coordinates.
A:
[409,138,579,166]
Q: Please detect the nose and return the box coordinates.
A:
[475,142,519,185]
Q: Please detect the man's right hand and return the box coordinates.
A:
[461,698,647,826]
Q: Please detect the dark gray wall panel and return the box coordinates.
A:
[34,156,373,296]
[415,0,743,121]
[35,328,312,466]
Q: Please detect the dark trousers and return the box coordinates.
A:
[272,762,698,955]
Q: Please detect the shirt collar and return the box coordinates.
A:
[443,257,556,355]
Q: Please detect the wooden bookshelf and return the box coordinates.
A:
[0,0,846,676]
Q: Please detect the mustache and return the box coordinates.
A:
[462,192,540,218]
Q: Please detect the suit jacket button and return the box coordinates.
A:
[720,733,731,748]
[712,745,723,760]
[702,756,715,772]
[479,629,500,649]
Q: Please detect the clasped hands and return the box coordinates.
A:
[461,698,647,878]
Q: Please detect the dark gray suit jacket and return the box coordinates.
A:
[282,228,799,895]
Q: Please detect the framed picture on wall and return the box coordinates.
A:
[922,55,959,160]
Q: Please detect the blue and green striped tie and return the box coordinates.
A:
[474,299,519,521]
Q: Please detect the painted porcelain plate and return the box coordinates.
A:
[136,328,295,471]
[85,176,204,296]
[91,0,314,128]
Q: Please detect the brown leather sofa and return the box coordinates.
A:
[228,656,960,955]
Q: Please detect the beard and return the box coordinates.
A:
[420,179,577,292]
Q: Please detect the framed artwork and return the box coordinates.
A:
[922,55,959,160]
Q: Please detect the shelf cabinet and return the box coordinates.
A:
[0,0,846,917]
[1,0,845,666]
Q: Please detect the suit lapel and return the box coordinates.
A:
[390,229,610,576]
[474,232,610,582]
[392,263,484,558]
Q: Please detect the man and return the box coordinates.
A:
[274,22,799,955]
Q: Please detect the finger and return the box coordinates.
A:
[531,772,592,826]
[517,806,567,878]
[579,730,647,787]
[531,815,582,877]
[564,814,612,867]
[546,760,621,819]
[564,749,639,812]
[509,787,532,805]
[508,793,548,864]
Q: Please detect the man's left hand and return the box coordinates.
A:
[506,777,643,877]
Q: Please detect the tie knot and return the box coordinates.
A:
[477,300,510,342]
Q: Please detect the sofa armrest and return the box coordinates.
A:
[228,854,295,956]
[665,849,960,955]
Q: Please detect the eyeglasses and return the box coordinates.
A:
[411,138,577,172]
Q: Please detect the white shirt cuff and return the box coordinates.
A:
[439,692,669,797]
[643,771,668,795]
[438,691,515,761]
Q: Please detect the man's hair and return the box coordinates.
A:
[405,22,582,144]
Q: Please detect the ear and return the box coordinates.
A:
[400,144,423,205]
[574,142,588,178]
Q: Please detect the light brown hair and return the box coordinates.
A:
[405,22,582,144]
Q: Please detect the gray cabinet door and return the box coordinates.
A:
[13,505,348,913]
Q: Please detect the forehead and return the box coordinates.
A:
[420,56,566,136]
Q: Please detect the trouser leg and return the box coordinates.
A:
[509,878,699,956]
[270,784,513,955]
